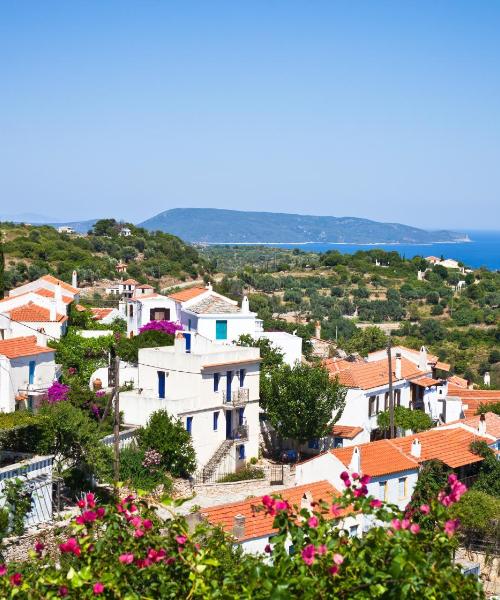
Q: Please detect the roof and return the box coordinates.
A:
[0,336,54,359]
[331,425,364,439]
[33,288,73,304]
[202,357,261,369]
[136,284,154,289]
[448,375,469,388]
[413,376,442,387]
[370,346,450,372]
[202,480,342,541]
[168,287,207,302]
[391,428,489,469]
[328,357,428,390]
[443,413,500,440]
[8,302,67,323]
[90,307,115,321]
[122,279,138,285]
[40,274,78,295]
[323,358,361,373]
[187,296,241,315]
[447,386,500,417]
[332,439,419,476]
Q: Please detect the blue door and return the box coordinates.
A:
[157,371,165,398]
[238,407,244,425]
[184,332,191,353]
[216,320,228,340]
[239,369,245,387]
[225,410,232,439]
[226,371,232,402]
[28,361,35,385]
[186,416,193,434]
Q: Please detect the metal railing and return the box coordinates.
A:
[231,424,249,441]
[220,388,250,406]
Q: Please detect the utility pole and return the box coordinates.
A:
[387,337,395,439]
[110,351,120,485]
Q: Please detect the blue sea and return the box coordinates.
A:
[257,230,500,271]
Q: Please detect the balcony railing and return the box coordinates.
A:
[221,388,250,406]
[231,424,249,441]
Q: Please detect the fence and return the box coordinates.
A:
[100,426,139,450]
[192,463,286,486]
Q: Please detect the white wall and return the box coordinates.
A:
[189,313,258,344]
[257,331,302,367]
[0,316,66,344]
[126,296,178,336]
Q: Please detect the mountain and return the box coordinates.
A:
[138,208,467,244]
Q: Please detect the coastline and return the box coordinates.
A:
[200,239,472,246]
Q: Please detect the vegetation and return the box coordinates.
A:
[118,447,173,494]
[260,363,346,445]
[0,476,483,598]
[377,406,433,434]
[218,466,265,483]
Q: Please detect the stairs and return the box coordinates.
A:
[199,439,234,483]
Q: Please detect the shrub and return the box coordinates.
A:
[218,467,265,483]
[119,447,173,494]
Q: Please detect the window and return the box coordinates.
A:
[186,416,193,434]
[214,373,220,392]
[384,392,389,411]
[378,481,387,501]
[129,305,134,318]
[239,369,245,388]
[238,444,245,460]
[150,308,170,321]
[395,389,401,406]
[308,439,320,449]
[216,320,228,340]
[349,525,359,537]
[398,477,407,499]
[213,411,219,431]
[369,396,378,417]
[157,371,166,399]
[238,407,244,425]
[28,360,36,385]
[333,437,343,448]
[188,319,192,331]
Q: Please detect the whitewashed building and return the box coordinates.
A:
[8,274,79,304]
[119,333,261,478]
[0,336,59,412]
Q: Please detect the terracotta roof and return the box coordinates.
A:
[332,425,364,439]
[8,302,67,323]
[33,288,73,304]
[391,428,489,469]
[0,336,54,359]
[368,346,450,372]
[332,439,419,476]
[122,279,138,285]
[136,284,154,289]
[435,361,451,372]
[90,307,115,320]
[187,296,240,315]
[168,287,207,302]
[330,357,428,390]
[323,358,359,373]
[74,304,87,312]
[443,413,500,440]
[447,386,500,417]
[40,274,78,295]
[413,376,441,387]
[447,375,469,388]
[202,480,342,541]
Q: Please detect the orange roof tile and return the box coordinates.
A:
[446,386,500,417]
[447,375,469,388]
[413,376,442,387]
[168,287,207,302]
[443,413,500,440]
[136,284,154,289]
[202,480,342,541]
[435,361,451,372]
[33,288,73,304]
[90,307,115,320]
[40,274,78,295]
[122,279,138,285]
[332,425,364,439]
[0,336,54,359]
[8,302,67,323]
[330,357,428,390]
[332,439,419,476]
[323,358,358,373]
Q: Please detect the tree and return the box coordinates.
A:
[419,319,446,344]
[409,460,451,519]
[476,402,500,416]
[344,326,387,356]
[260,363,346,444]
[450,490,500,548]
[469,441,500,496]
[377,406,433,433]
[116,330,174,363]
[237,334,284,372]
[137,410,196,477]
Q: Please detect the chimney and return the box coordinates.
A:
[49,299,57,322]
[232,514,245,539]
[315,320,321,340]
[478,413,487,436]
[418,346,428,371]
[54,283,64,313]
[206,282,213,292]
[174,332,186,353]
[410,439,421,458]
[241,295,250,314]
[395,352,402,380]
[72,270,78,289]
[483,372,491,386]
[348,447,361,474]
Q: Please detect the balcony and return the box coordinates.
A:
[221,388,250,407]
[231,424,249,441]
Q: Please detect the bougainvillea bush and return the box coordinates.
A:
[138,320,183,335]
[0,475,484,599]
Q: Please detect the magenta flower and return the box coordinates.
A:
[59,537,81,556]
[93,582,104,595]
[370,499,382,508]
[58,586,69,597]
[444,519,460,537]
[139,320,183,335]
[0,565,6,576]
[401,519,410,530]
[10,573,22,587]
[333,553,344,565]
[353,485,368,498]
[410,523,420,535]
[308,516,319,528]
[359,474,371,485]
[274,500,289,512]
[119,553,134,564]
[264,544,272,553]
[420,504,430,514]
[391,519,401,530]
[317,544,327,555]
[301,544,316,566]
[339,471,349,481]
[330,503,342,517]
[47,381,69,404]
[351,472,359,480]
[34,541,44,555]
[329,565,339,575]
[175,535,187,545]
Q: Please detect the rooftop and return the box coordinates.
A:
[40,274,78,295]
[332,439,419,476]
[168,287,207,302]
[202,480,342,542]
[331,424,364,439]
[187,295,241,315]
[0,336,53,359]
[8,302,67,323]
[447,385,500,417]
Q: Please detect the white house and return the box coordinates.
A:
[119,227,132,237]
[0,301,68,344]
[119,333,261,478]
[90,307,122,325]
[0,336,59,412]
[57,226,75,234]
[257,330,303,367]
[367,345,450,377]
[201,480,362,554]
[8,274,79,303]
[125,289,176,337]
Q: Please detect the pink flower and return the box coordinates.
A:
[420,504,430,514]
[262,495,274,507]
[448,474,458,485]
[351,472,359,480]
[82,510,97,523]
[339,471,349,481]
[444,519,459,537]
[93,582,104,594]
[410,523,420,535]
[301,544,316,566]
[0,565,6,576]
[86,493,96,508]
[317,544,327,555]
[97,507,106,518]
[58,586,69,597]
[77,499,86,509]
[353,485,368,498]
[391,519,401,530]
[119,553,134,564]
[60,537,80,556]
[370,499,382,508]
[333,553,344,565]
[134,529,145,538]
[34,541,44,554]
[329,565,339,575]
[401,519,410,530]
[130,516,142,528]
[330,503,342,517]
[10,573,22,587]
[175,535,187,545]
[143,519,153,530]
[387,529,394,537]
[308,516,319,528]
[359,474,371,485]
[344,479,352,487]
[274,500,289,512]
[264,544,272,553]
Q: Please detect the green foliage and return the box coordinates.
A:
[344,326,387,356]
[217,466,265,482]
[237,334,284,372]
[119,447,173,493]
[0,507,9,540]
[450,490,500,547]
[261,363,346,443]
[410,460,451,510]
[116,330,174,363]
[469,441,500,496]
[3,476,33,536]
[377,406,433,433]
[476,402,500,416]
[137,410,196,477]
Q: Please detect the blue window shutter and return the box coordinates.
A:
[157,371,166,398]
[186,416,193,434]
[213,411,219,431]
[239,369,245,387]
[216,320,228,340]
[214,373,219,392]
[29,361,36,385]
[238,444,245,460]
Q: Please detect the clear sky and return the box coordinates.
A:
[1,1,499,230]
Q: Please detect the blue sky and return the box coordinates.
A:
[1,1,499,229]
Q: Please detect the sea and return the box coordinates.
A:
[250,230,500,271]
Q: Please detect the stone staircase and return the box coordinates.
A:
[197,439,234,483]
